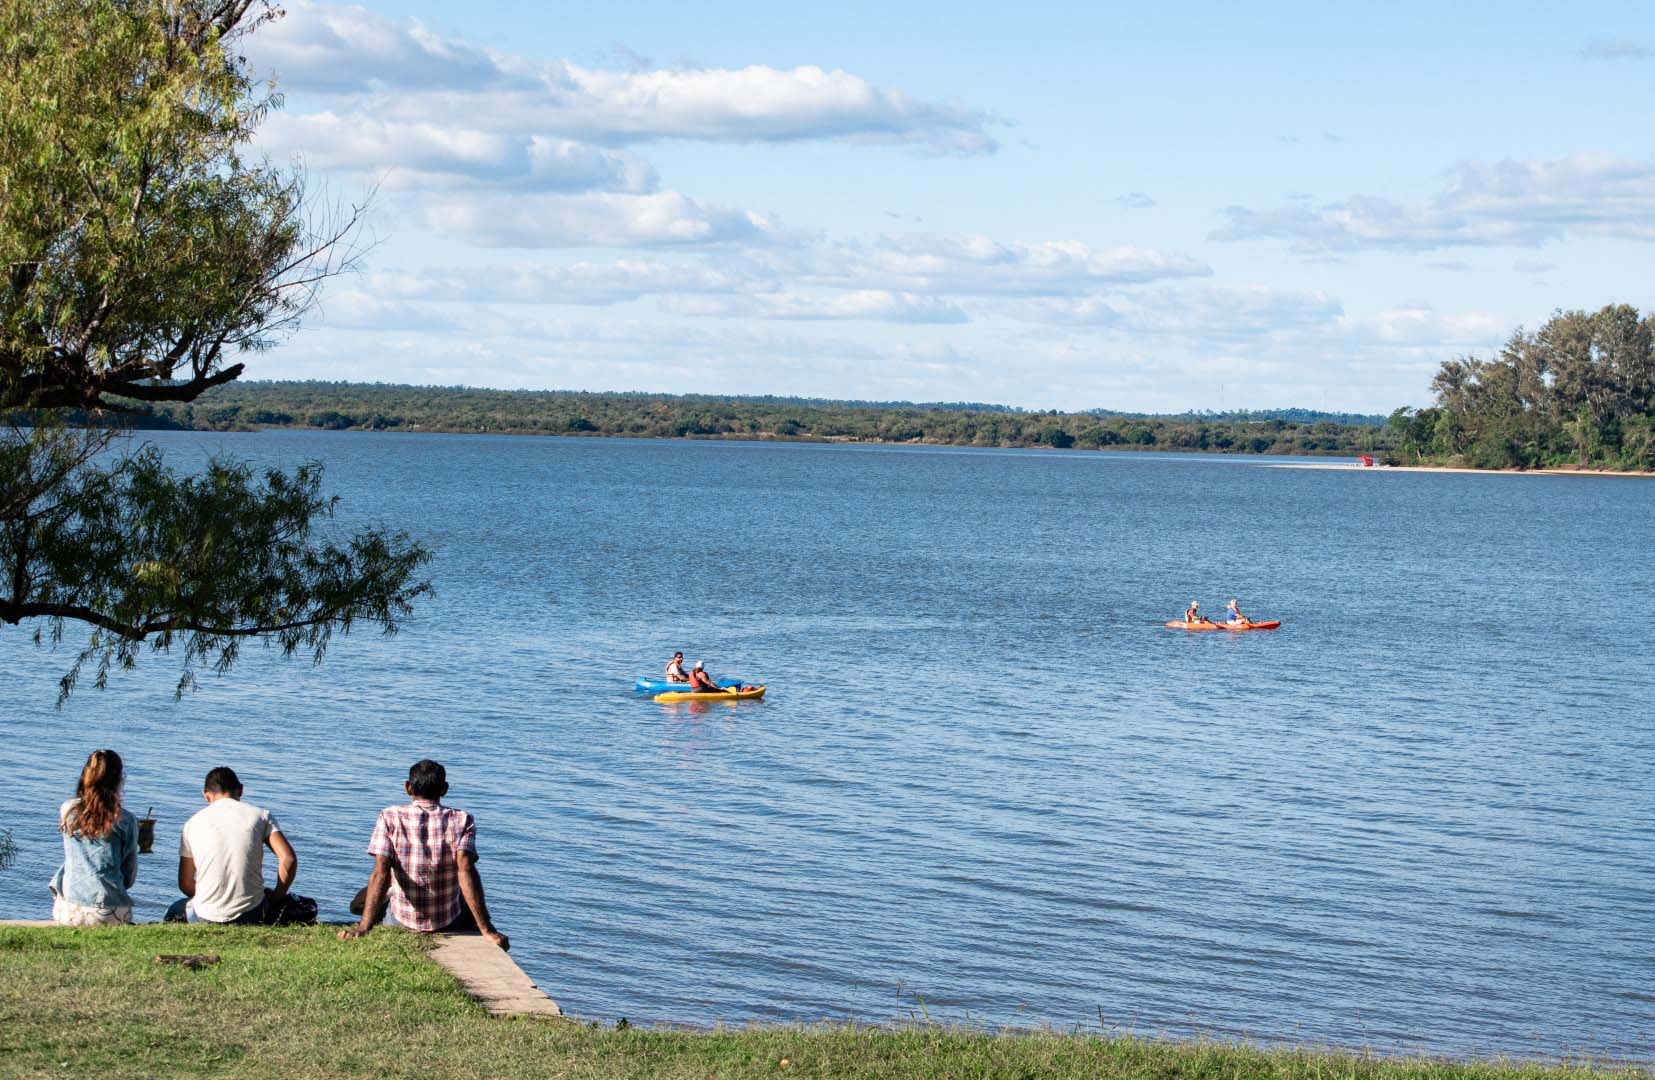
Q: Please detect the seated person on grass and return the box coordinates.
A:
[168,766,300,925]
[50,750,139,926]
[338,759,509,951]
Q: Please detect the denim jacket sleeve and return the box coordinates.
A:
[120,814,138,889]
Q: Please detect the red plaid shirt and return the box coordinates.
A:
[367,798,476,932]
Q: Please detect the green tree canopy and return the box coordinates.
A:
[1390,305,1655,470]
[1,0,429,699]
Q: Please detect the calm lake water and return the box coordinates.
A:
[2,431,1652,1061]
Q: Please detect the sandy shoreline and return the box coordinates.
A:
[1268,463,1655,478]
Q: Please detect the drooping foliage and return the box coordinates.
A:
[1389,305,1655,470]
[1,0,429,698]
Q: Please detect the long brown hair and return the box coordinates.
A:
[65,750,124,840]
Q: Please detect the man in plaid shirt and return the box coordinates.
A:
[338,760,508,950]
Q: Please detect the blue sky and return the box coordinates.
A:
[246,1,1655,411]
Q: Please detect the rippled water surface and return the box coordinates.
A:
[3,431,1652,1060]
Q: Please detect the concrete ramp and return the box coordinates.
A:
[429,933,562,1017]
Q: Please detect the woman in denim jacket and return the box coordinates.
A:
[49,750,139,925]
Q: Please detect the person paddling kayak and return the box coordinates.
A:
[688,661,730,693]
[664,651,690,683]
[685,662,760,695]
[1225,599,1253,627]
[1184,600,1212,625]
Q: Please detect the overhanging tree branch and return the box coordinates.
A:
[1,1,431,700]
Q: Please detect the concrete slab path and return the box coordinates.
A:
[429,933,562,1017]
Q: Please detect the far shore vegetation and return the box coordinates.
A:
[2,924,1646,1080]
[99,305,1655,474]
[118,380,1397,457]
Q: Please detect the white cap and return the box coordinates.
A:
[693,660,705,669]
[1190,600,1199,607]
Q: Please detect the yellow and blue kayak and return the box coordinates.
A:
[653,686,767,703]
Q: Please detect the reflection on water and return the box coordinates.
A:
[2,431,1652,1062]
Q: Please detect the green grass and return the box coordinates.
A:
[0,925,1643,1080]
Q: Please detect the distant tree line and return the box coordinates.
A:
[117,382,1395,457]
[1388,305,1655,471]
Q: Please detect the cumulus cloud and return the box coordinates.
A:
[361,261,762,306]
[309,290,466,332]
[781,234,1208,296]
[1336,305,1507,347]
[420,191,776,248]
[261,113,656,192]
[253,1,996,154]
[1213,154,1655,252]
[666,289,967,324]
[1028,285,1343,339]
[253,0,507,90]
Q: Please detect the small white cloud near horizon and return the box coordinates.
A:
[1580,37,1655,60]
[1023,284,1344,340]
[782,234,1210,296]
[1213,153,1655,252]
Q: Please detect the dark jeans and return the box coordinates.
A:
[164,896,266,925]
[350,886,477,933]
[436,905,479,934]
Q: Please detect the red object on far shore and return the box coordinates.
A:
[1359,455,1375,467]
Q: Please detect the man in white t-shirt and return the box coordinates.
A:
[169,766,298,924]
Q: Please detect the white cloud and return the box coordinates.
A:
[361,261,761,306]
[254,1,509,91]
[261,113,656,192]
[1115,191,1156,210]
[1022,285,1343,339]
[666,289,968,324]
[1336,305,1507,347]
[781,234,1208,296]
[1581,38,1654,60]
[308,290,465,332]
[1213,154,1655,252]
[254,2,996,154]
[420,191,776,248]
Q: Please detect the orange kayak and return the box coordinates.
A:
[1165,620,1281,632]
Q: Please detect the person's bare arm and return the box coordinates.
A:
[456,849,508,951]
[338,855,393,940]
[267,830,298,900]
[178,856,196,897]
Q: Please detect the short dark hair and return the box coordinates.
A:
[407,759,447,799]
[203,766,242,796]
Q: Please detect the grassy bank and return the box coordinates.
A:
[0,925,1641,1080]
